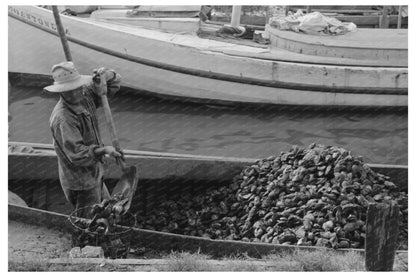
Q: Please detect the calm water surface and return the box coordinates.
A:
[9,86,408,165]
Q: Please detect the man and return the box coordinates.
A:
[46,61,122,217]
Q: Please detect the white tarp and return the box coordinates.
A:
[270,10,357,35]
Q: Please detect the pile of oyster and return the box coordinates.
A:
[138,144,408,249]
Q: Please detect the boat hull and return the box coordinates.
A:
[8,141,408,214]
[8,6,407,107]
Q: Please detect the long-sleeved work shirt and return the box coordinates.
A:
[50,72,121,191]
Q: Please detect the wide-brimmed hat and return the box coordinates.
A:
[44,61,91,93]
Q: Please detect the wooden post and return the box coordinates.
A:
[306,6,312,14]
[52,5,72,61]
[365,202,400,271]
[230,5,242,28]
[397,6,402,29]
[379,6,390,28]
[283,6,288,16]
[265,6,271,26]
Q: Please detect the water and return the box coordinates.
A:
[9,86,407,165]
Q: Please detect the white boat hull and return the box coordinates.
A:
[8,6,407,107]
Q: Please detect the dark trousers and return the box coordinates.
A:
[63,182,110,218]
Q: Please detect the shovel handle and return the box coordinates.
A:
[96,75,128,171]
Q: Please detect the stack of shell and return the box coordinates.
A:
[137,143,408,249]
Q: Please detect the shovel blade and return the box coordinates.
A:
[111,165,139,214]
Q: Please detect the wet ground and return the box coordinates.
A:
[8,85,407,165]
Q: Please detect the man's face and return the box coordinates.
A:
[61,86,84,104]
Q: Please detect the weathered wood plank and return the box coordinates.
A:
[365,202,400,271]
[48,257,277,267]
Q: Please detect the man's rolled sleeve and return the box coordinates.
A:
[53,120,99,167]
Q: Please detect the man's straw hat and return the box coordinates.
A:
[44,61,91,93]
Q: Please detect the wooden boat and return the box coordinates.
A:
[8,142,408,256]
[8,5,407,107]
[8,143,408,257]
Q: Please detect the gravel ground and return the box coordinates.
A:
[8,220,72,263]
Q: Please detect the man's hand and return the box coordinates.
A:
[93,71,107,96]
[92,67,121,98]
[103,146,123,158]
[93,68,118,97]
[94,146,123,159]
[92,67,116,83]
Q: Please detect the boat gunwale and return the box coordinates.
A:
[8,141,408,169]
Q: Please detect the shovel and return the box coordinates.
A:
[95,73,139,214]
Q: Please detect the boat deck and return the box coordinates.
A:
[88,17,407,67]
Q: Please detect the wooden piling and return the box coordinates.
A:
[365,202,400,271]
[397,6,402,29]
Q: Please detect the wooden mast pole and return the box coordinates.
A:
[51,6,73,61]
[230,5,242,28]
